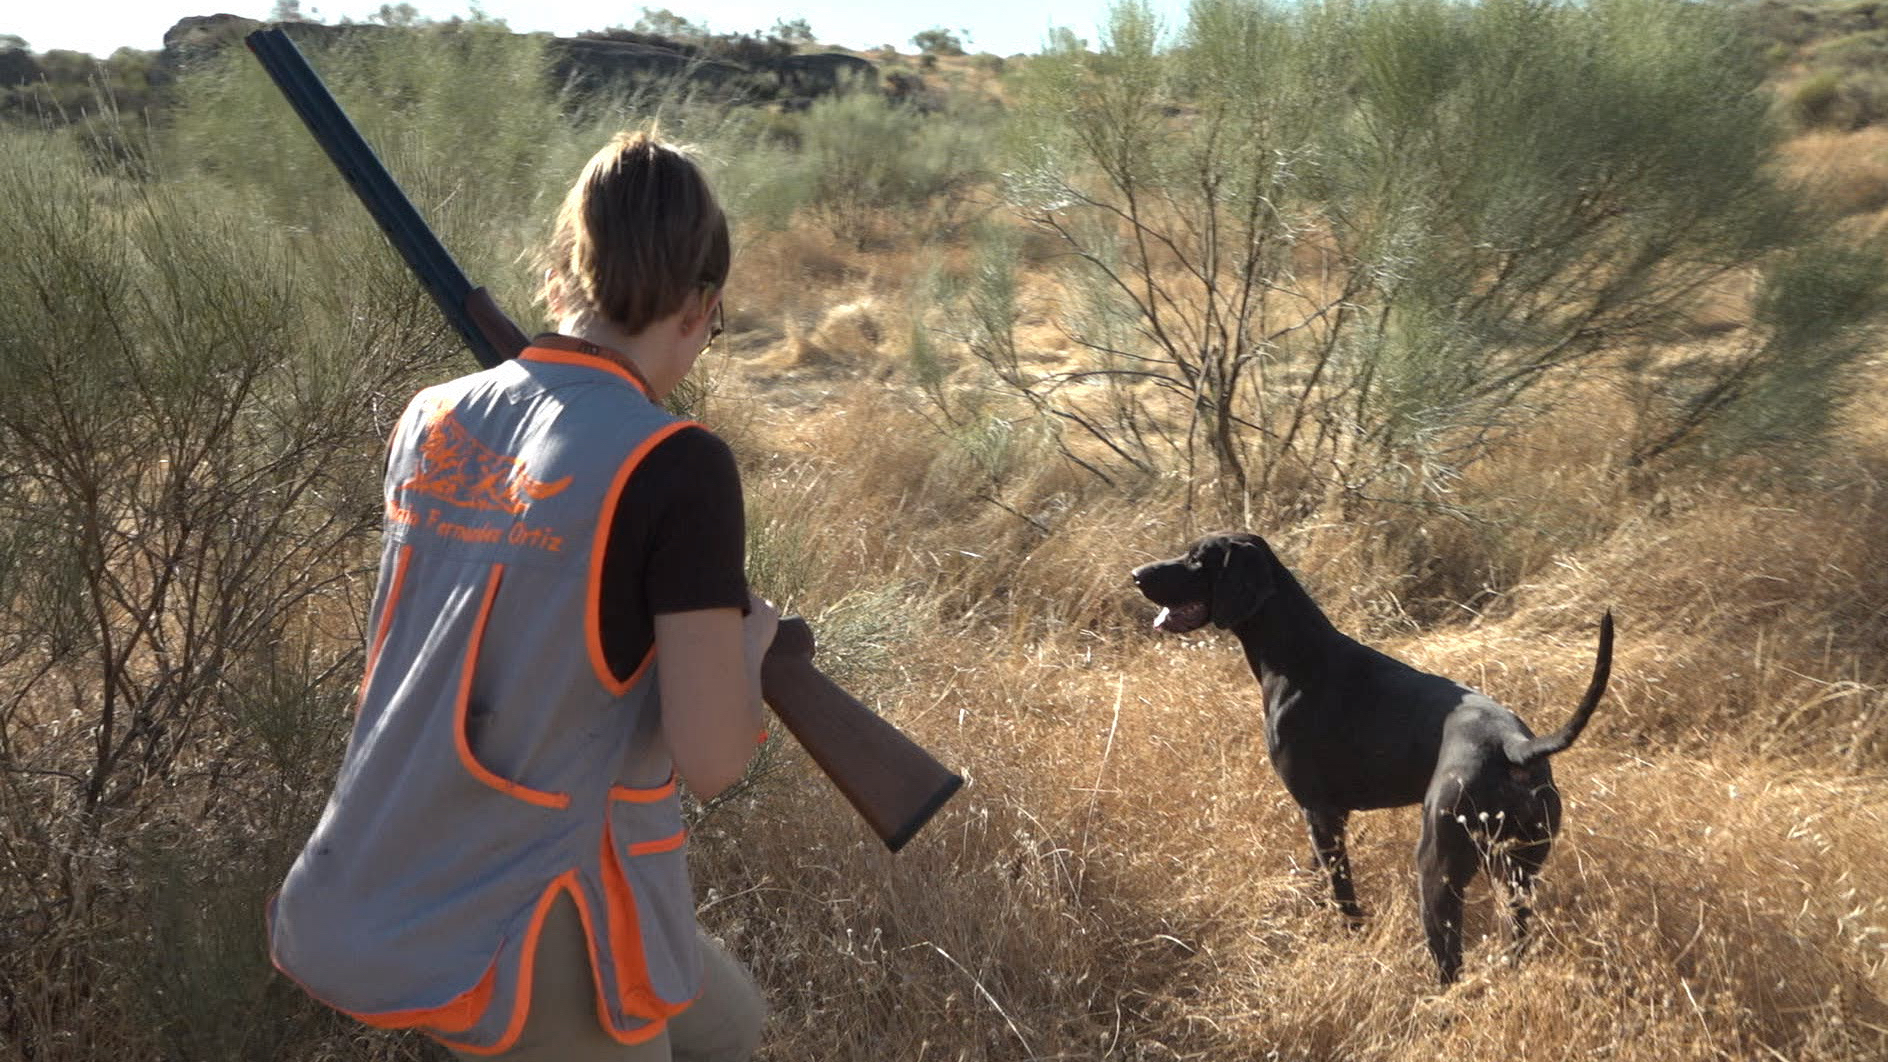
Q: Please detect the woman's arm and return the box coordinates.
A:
[655,593,777,799]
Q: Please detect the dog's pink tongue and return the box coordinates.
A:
[1153,606,1173,631]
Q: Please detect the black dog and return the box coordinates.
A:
[1131,532,1612,984]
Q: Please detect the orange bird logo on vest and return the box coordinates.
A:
[400,408,572,514]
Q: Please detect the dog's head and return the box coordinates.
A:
[1130,532,1279,633]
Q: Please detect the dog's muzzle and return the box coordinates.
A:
[1153,601,1209,634]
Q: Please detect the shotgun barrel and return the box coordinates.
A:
[246,27,521,368]
[244,26,963,850]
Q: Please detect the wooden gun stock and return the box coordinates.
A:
[761,619,963,852]
[247,25,963,851]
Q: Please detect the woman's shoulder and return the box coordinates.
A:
[650,422,734,468]
[634,423,739,499]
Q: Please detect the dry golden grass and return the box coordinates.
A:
[673,279,1888,1058]
[691,613,1888,1059]
[16,202,1870,1062]
[11,31,1888,1062]
[1780,126,1888,218]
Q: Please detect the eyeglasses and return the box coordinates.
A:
[702,284,725,351]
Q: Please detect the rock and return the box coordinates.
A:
[778,52,877,95]
[156,15,877,104]
[547,37,746,94]
[0,47,42,88]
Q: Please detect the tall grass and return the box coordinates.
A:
[2,9,1885,1062]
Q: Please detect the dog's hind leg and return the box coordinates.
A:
[1500,783,1562,956]
[1417,810,1480,985]
[1303,806,1364,922]
[1497,834,1553,957]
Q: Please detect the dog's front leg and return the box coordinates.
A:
[1302,806,1364,922]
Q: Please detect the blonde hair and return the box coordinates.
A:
[538,129,729,335]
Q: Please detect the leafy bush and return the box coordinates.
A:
[912,27,967,57]
[162,19,564,291]
[1787,66,1888,129]
[776,90,992,245]
[1792,69,1849,126]
[969,0,1888,504]
[1817,26,1888,67]
[0,23,664,1058]
[0,119,450,1059]
[0,45,164,125]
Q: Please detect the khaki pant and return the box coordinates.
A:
[448,894,766,1062]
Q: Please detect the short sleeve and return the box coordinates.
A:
[596,426,747,680]
[640,427,748,615]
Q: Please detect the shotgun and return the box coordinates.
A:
[246,26,962,852]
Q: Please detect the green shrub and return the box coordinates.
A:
[1793,69,1849,126]
[981,0,1888,501]
[784,90,992,245]
[1816,27,1888,69]
[158,20,802,328]
[0,120,447,1060]
[161,20,566,317]
[911,27,967,57]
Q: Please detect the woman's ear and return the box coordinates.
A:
[697,285,721,324]
[679,286,721,337]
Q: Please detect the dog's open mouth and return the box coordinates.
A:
[1153,601,1209,634]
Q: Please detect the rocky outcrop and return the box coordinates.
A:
[0,47,42,88]
[778,52,877,95]
[547,37,748,94]
[156,14,875,103]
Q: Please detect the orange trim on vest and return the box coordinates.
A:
[598,820,700,1022]
[431,872,574,1055]
[626,829,688,857]
[266,891,499,1037]
[561,876,676,1047]
[586,420,701,695]
[454,563,572,810]
[519,345,649,395]
[355,957,497,1033]
[609,775,677,803]
[356,543,413,714]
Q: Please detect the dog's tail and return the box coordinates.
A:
[1506,610,1614,767]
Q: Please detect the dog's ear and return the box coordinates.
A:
[1206,536,1273,628]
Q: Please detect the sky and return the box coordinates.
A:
[6,1,1193,58]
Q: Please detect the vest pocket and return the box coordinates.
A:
[453,563,571,809]
[601,786,701,1016]
[608,778,685,856]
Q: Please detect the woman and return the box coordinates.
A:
[269,130,772,1062]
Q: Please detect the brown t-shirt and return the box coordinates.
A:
[597,424,748,681]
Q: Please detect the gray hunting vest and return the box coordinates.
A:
[270,346,705,1051]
